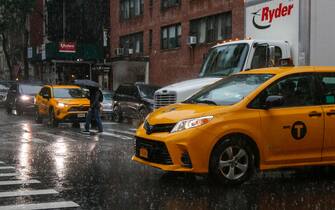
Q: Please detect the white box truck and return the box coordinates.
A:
[154,0,335,109]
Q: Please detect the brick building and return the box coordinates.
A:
[28,0,111,88]
[110,0,245,88]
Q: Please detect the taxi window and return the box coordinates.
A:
[320,73,335,104]
[250,74,317,108]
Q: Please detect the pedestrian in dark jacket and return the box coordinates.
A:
[83,87,103,133]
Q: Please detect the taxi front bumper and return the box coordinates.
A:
[132,125,217,173]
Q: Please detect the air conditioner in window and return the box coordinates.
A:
[128,49,134,55]
[187,36,197,46]
[115,48,125,56]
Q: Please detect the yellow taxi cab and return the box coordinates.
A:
[35,85,90,127]
[133,66,335,184]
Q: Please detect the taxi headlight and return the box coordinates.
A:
[171,116,213,133]
[57,102,66,108]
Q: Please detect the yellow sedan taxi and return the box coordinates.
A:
[133,66,335,184]
[35,85,90,127]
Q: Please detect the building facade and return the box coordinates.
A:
[110,0,245,88]
[28,0,111,88]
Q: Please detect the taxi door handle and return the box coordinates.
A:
[309,111,322,117]
[327,110,335,116]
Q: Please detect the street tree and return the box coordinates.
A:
[0,0,36,80]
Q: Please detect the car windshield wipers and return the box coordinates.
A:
[194,100,217,105]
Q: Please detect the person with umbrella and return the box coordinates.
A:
[74,80,104,133]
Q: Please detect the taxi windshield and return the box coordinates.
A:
[53,88,86,99]
[186,74,273,106]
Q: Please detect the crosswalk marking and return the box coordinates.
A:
[0,189,58,198]
[0,201,80,210]
[102,122,117,125]
[0,166,15,170]
[0,173,19,177]
[101,132,133,140]
[0,180,40,186]
[107,128,134,136]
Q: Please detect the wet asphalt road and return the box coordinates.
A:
[1,108,335,209]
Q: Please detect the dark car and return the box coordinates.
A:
[0,81,15,106]
[5,83,43,115]
[113,83,160,122]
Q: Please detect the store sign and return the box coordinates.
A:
[59,42,76,53]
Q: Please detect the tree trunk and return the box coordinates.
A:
[1,33,14,80]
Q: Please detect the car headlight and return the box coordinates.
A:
[170,116,213,133]
[57,102,66,108]
[20,95,30,101]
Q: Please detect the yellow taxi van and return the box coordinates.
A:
[133,66,335,184]
[35,85,90,127]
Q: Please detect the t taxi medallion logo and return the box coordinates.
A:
[291,121,307,140]
[252,2,294,30]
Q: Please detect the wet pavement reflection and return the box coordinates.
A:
[0,109,335,209]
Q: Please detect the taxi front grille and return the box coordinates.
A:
[68,106,89,112]
[135,137,172,165]
[143,121,175,135]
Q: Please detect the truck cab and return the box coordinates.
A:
[154,39,290,109]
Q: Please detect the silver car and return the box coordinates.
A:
[101,91,114,119]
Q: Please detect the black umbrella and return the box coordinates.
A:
[74,79,99,88]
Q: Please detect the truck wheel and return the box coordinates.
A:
[113,106,122,123]
[209,136,255,185]
[35,108,43,124]
[48,109,58,128]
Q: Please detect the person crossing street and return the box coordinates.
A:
[83,87,104,133]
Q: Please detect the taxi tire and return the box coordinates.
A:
[209,137,255,185]
[72,122,80,128]
[49,109,59,128]
[35,108,43,124]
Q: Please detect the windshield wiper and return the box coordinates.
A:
[194,100,217,105]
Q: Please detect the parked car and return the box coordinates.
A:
[35,85,90,127]
[0,84,9,106]
[101,90,114,119]
[5,83,43,115]
[113,83,160,122]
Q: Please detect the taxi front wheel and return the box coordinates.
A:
[209,137,255,185]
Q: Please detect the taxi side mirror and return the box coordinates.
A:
[264,95,284,109]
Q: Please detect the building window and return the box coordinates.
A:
[161,24,181,50]
[120,32,144,54]
[190,12,232,44]
[161,0,180,10]
[120,0,144,20]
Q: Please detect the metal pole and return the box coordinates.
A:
[89,64,92,80]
